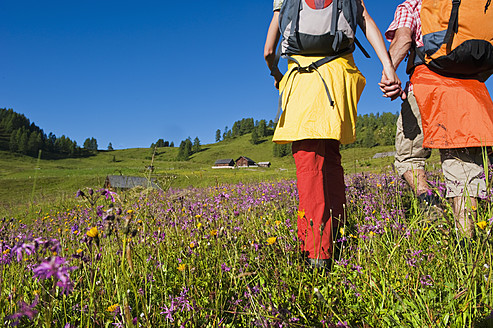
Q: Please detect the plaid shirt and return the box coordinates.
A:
[385,0,423,47]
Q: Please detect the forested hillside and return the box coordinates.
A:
[0,108,83,158]
[1,108,399,161]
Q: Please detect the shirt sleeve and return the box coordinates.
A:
[385,2,416,42]
[273,0,283,11]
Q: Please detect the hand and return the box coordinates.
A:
[378,80,404,100]
[270,66,284,90]
[379,67,406,101]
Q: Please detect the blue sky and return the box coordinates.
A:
[2,1,492,149]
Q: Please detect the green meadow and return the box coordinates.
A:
[0,133,440,218]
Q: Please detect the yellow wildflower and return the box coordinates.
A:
[73,230,78,234]
[275,220,281,226]
[477,221,488,230]
[3,249,10,255]
[178,264,186,271]
[127,209,134,215]
[266,237,277,245]
[76,249,83,254]
[107,304,119,312]
[369,231,375,237]
[137,220,143,224]
[197,222,202,229]
[210,229,218,236]
[189,242,195,249]
[297,209,305,219]
[87,227,98,238]
[33,290,40,296]
[339,227,345,236]
[472,205,477,211]
[195,214,202,219]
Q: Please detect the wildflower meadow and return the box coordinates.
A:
[2,169,493,327]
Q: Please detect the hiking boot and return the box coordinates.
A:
[306,258,331,270]
[418,193,440,207]
[418,193,445,223]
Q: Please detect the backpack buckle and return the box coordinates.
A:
[296,65,314,73]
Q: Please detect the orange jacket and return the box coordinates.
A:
[411,65,493,149]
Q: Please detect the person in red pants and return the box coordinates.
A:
[264,0,401,268]
[292,139,345,263]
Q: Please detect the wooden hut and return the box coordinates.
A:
[235,156,257,167]
[212,158,235,169]
[258,162,271,168]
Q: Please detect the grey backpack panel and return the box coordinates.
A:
[279,0,360,57]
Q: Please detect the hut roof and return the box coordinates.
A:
[105,175,160,190]
[235,156,256,165]
[214,158,235,165]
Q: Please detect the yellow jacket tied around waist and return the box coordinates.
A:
[272,54,366,145]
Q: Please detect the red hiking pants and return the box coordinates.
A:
[292,139,346,260]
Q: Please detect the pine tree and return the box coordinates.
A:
[108,143,114,151]
[192,137,201,153]
[258,120,267,137]
[250,128,260,145]
[9,130,18,152]
[155,139,165,147]
[18,130,29,154]
[215,129,221,142]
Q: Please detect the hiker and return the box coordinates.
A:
[264,0,401,268]
[381,0,493,238]
[382,0,440,213]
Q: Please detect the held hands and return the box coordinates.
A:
[379,67,406,101]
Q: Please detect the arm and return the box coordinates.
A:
[379,27,413,99]
[264,11,283,89]
[388,27,413,69]
[357,0,400,87]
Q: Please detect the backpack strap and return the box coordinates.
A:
[443,0,461,46]
[290,0,302,37]
[330,0,339,37]
[270,0,302,75]
[354,37,371,58]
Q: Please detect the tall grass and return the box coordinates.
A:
[1,166,492,327]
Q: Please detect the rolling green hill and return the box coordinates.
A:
[0,133,440,217]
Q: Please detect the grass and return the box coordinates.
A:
[1,166,492,327]
[0,133,441,218]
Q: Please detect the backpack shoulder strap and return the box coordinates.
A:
[443,0,461,46]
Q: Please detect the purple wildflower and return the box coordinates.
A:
[12,242,35,262]
[420,275,433,286]
[221,263,231,272]
[5,296,39,326]
[32,256,77,294]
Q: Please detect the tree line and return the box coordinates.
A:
[0,108,82,157]
[211,112,399,158]
[215,118,276,145]
[0,108,112,158]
